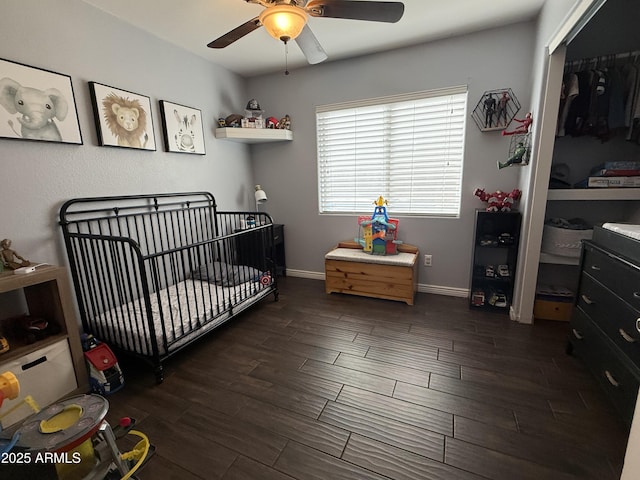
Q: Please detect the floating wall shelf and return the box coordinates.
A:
[215,128,293,144]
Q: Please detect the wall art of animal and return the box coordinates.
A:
[102,93,149,148]
[0,77,68,141]
[174,110,196,152]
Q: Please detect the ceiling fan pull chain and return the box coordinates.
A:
[284,40,290,75]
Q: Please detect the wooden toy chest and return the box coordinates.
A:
[324,242,418,305]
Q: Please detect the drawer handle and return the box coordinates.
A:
[590,265,601,271]
[572,328,584,340]
[581,294,594,305]
[22,356,47,371]
[604,370,620,388]
[619,328,636,343]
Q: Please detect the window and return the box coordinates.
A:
[316,86,467,217]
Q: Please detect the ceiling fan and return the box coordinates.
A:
[207,0,405,65]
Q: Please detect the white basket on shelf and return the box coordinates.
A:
[541,222,593,258]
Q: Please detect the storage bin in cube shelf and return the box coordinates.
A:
[541,224,593,257]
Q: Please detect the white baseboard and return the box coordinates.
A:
[285,269,469,298]
[417,284,469,298]
[284,269,326,281]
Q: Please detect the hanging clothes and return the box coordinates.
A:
[561,52,640,144]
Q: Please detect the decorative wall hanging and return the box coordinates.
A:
[471,88,521,132]
[89,82,156,151]
[0,58,82,144]
[159,100,205,155]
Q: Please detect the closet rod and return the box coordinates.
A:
[565,50,640,68]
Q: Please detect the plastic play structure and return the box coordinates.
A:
[0,369,152,480]
[356,196,403,255]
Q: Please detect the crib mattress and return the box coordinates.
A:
[92,278,272,356]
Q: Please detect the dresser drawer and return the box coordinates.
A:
[583,243,640,310]
[570,308,640,424]
[577,274,640,367]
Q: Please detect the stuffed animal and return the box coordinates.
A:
[474,188,521,212]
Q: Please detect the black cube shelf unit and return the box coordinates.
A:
[470,210,521,311]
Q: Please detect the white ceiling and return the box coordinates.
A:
[81,0,547,77]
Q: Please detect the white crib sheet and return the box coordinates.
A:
[92,278,271,356]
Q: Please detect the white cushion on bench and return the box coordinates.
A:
[325,248,417,267]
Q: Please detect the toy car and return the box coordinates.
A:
[480,235,498,246]
[498,232,514,245]
[12,315,60,345]
[488,291,508,308]
[497,264,510,277]
[471,291,485,306]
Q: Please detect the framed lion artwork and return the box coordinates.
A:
[89,81,156,151]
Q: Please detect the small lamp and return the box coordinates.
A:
[255,184,268,211]
[259,4,308,43]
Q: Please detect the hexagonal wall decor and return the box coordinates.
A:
[471,88,521,132]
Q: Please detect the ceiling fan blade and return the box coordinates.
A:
[295,24,328,64]
[306,0,404,23]
[207,17,261,48]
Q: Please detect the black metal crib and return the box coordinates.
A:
[59,192,278,382]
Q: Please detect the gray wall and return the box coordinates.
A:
[247,22,536,292]
[0,0,250,314]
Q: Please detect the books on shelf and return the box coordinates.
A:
[590,161,640,177]
[586,176,640,188]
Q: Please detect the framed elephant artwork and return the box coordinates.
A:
[159,100,206,155]
[0,58,82,144]
[89,82,156,151]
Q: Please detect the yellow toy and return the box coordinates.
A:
[0,370,152,479]
[0,372,20,408]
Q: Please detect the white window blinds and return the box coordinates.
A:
[317,87,467,217]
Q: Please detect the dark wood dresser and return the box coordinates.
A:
[568,225,640,426]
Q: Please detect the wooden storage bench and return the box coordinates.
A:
[325,242,419,305]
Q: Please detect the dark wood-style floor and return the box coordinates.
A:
[106,277,630,480]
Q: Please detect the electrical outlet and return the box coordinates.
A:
[424,254,432,267]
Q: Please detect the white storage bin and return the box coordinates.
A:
[0,339,77,428]
[541,224,593,257]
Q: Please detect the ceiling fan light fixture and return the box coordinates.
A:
[259,4,308,43]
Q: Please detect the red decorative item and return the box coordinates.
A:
[502,112,532,136]
[474,188,521,212]
[266,116,279,129]
[259,272,272,285]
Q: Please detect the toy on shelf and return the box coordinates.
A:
[474,188,521,212]
[355,196,403,255]
[242,98,265,128]
[1,238,30,270]
[499,133,531,169]
[277,114,291,130]
[502,112,533,136]
[12,314,60,345]
[471,88,521,132]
